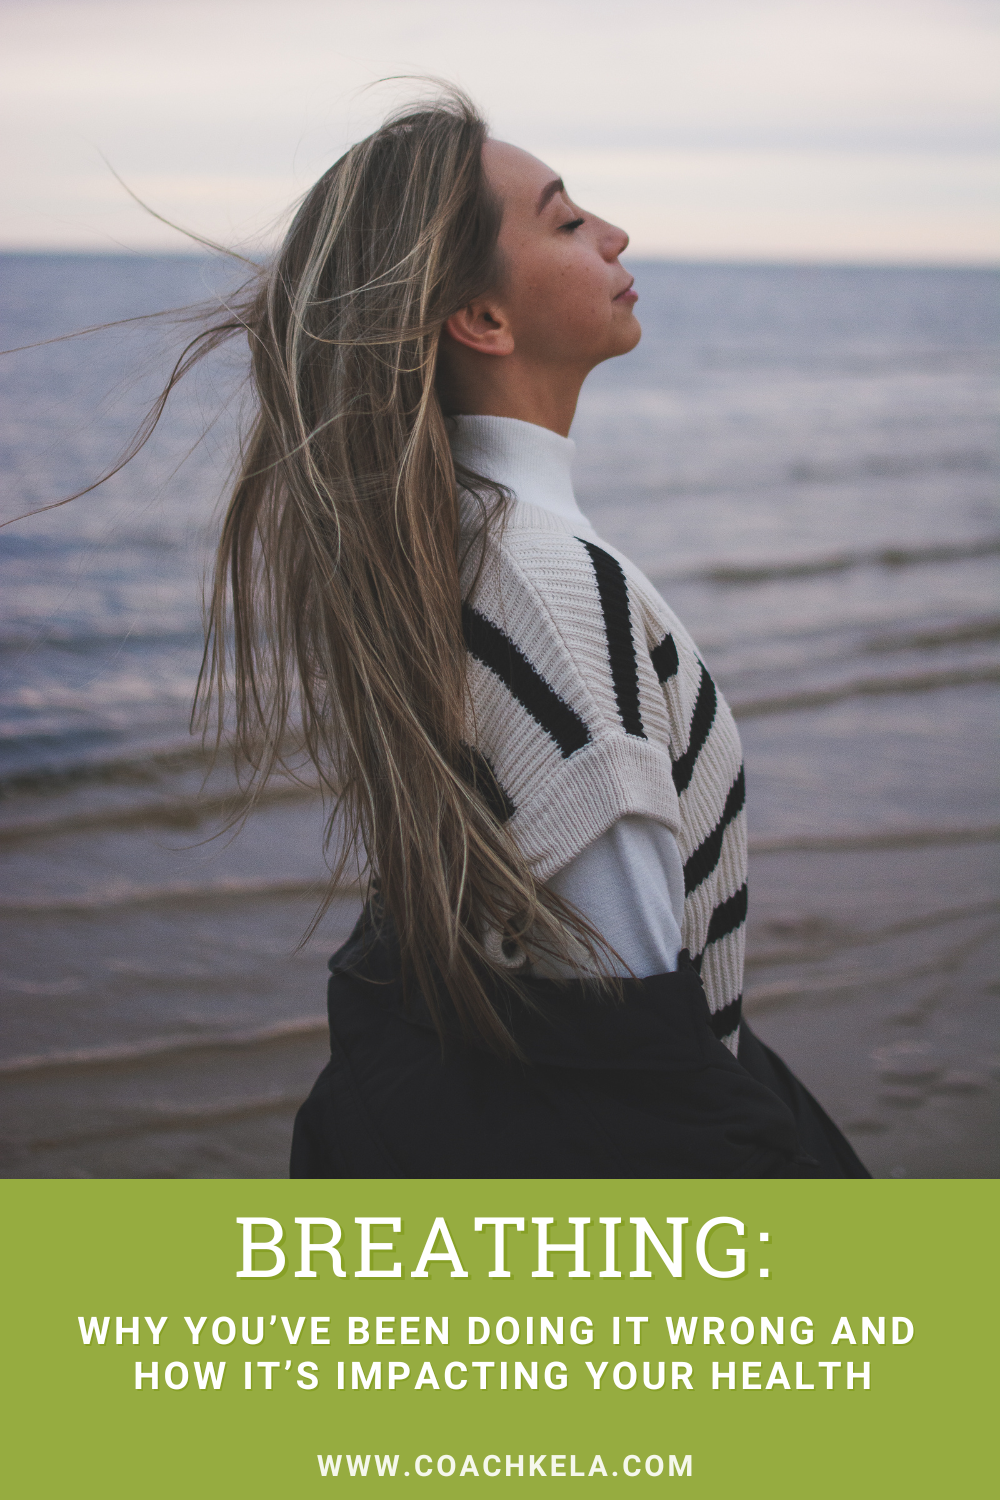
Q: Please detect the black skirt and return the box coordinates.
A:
[290,913,870,1180]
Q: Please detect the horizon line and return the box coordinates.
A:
[1,247,997,273]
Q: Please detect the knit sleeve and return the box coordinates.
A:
[462,527,682,882]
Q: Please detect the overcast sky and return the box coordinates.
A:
[1,0,997,260]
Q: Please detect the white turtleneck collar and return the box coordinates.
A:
[448,414,592,531]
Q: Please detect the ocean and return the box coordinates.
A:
[1,254,997,1177]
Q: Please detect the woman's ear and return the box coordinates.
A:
[443,297,515,357]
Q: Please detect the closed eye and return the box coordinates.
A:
[560,217,585,231]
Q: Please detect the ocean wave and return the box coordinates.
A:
[0,741,211,800]
[700,536,1000,586]
[863,617,1000,653]
[8,1090,309,1153]
[0,874,359,917]
[744,912,998,1015]
[748,824,1000,854]
[0,1016,328,1078]
[0,627,202,657]
[0,531,186,560]
[0,675,198,715]
[731,664,1000,718]
[786,449,996,486]
[745,898,1000,972]
[0,781,322,845]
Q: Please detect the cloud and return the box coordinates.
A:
[1,0,997,258]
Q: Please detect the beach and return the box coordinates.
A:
[1,256,997,1177]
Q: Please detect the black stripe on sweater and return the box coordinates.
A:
[462,603,591,758]
[706,994,742,1040]
[683,765,746,896]
[700,882,749,956]
[650,632,679,683]
[671,663,717,795]
[580,540,645,738]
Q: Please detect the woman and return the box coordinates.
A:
[194,91,868,1178]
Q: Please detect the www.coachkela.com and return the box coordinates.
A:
[316,1453,693,1478]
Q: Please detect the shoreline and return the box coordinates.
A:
[2,794,996,1178]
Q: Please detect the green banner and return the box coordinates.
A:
[2,1180,993,1494]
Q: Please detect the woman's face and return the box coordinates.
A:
[483,139,640,372]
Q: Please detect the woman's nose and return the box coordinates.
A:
[602,220,630,259]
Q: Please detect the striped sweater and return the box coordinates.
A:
[457,463,748,1052]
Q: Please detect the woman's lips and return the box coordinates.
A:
[614,282,638,303]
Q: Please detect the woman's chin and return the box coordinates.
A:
[612,315,642,356]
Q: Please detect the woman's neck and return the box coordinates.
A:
[439,353,588,438]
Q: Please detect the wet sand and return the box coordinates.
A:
[745,839,999,1178]
[2,761,996,1179]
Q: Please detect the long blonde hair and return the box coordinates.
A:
[71,89,613,1053]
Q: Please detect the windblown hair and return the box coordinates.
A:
[188,89,611,1054]
[9,89,615,1050]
